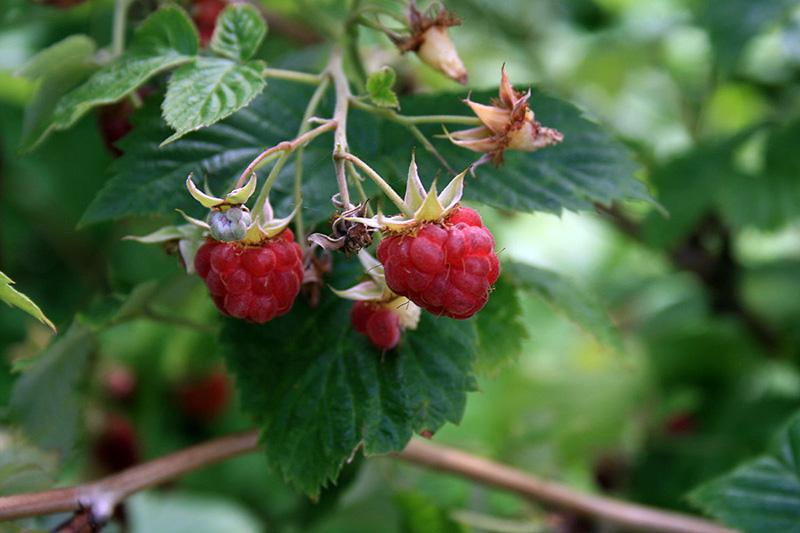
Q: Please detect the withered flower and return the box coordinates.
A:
[447,68,564,167]
[390,1,468,84]
[308,198,377,258]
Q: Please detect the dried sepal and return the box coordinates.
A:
[123,223,206,274]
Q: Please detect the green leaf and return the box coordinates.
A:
[16,35,98,153]
[394,491,466,533]
[222,265,478,497]
[161,57,266,144]
[689,410,800,532]
[474,271,526,376]
[15,34,96,80]
[701,0,795,72]
[9,322,93,455]
[210,4,267,62]
[367,67,400,108]
[0,435,58,497]
[363,89,654,215]
[0,271,55,332]
[49,6,198,136]
[722,119,800,230]
[505,262,623,354]
[79,81,337,226]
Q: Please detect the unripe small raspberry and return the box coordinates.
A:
[195,229,303,322]
[350,301,402,351]
[377,206,499,319]
[208,207,252,242]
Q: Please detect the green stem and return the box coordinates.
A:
[249,81,335,219]
[347,161,372,213]
[339,153,413,217]
[111,0,133,58]
[349,98,482,126]
[261,68,322,85]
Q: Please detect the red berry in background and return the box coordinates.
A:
[92,414,140,473]
[96,100,134,157]
[176,369,231,421]
[194,229,304,322]
[350,301,402,351]
[104,365,137,404]
[665,412,696,436]
[192,0,227,46]
[377,206,500,319]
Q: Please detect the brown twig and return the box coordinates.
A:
[0,432,733,533]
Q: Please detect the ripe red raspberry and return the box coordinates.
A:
[192,0,227,46]
[377,206,499,319]
[350,301,401,351]
[194,229,304,322]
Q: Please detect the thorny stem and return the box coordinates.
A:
[330,46,353,209]
[336,152,414,217]
[261,67,322,85]
[0,433,735,533]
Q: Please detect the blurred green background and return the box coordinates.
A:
[2,0,800,531]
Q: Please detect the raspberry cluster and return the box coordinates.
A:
[194,229,304,322]
[350,301,402,351]
[377,206,499,319]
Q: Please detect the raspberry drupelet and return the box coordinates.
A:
[377,206,499,319]
[194,228,304,323]
[350,301,402,351]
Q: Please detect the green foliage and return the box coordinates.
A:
[161,57,266,144]
[223,264,478,497]
[0,435,58,497]
[15,35,98,152]
[48,7,199,142]
[474,272,526,376]
[371,89,654,215]
[0,271,55,332]
[505,262,623,355]
[8,322,93,454]
[394,491,465,533]
[701,0,795,71]
[367,67,400,108]
[689,411,800,532]
[210,5,268,62]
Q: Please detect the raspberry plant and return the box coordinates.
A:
[2,0,800,531]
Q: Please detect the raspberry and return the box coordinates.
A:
[350,301,402,351]
[192,0,227,46]
[194,229,304,322]
[176,369,231,421]
[377,206,500,319]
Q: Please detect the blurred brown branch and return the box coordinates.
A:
[0,431,733,533]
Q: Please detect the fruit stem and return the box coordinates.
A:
[348,98,467,174]
[336,152,414,218]
[111,0,134,58]
[293,75,333,249]
[236,120,335,190]
[348,98,483,126]
[329,46,353,209]
[261,68,322,85]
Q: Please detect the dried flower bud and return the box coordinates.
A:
[391,1,468,84]
[446,68,564,167]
